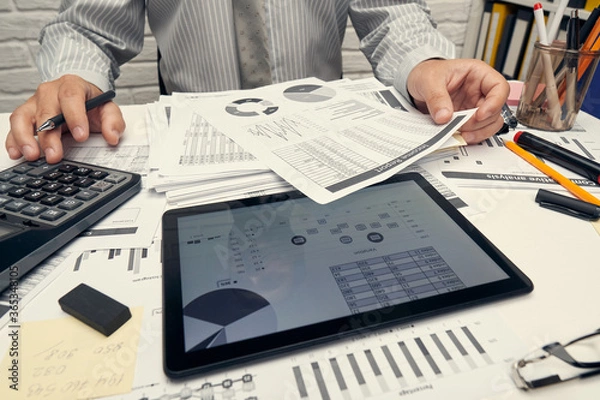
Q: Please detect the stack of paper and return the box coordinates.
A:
[145,77,473,206]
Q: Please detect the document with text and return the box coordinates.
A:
[191,77,475,203]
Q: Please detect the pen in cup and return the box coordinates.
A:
[532,2,562,126]
[566,11,580,112]
[36,90,116,132]
[546,0,571,42]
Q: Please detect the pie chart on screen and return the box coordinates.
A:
[283,84,336,102]
[183,288,277,351]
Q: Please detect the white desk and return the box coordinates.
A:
[0,107,599,399]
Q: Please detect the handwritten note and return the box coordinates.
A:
[1,307,143,399]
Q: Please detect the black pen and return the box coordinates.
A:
[514,131,600,184]
[501,103,518,129]
[566,10,580,113]
[535,189,600,221]
[36,90,116,132]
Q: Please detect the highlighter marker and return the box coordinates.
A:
[514,131,600,184]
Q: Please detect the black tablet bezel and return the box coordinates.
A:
[161,172,533,378]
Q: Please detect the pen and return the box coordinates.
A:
[501,103,518,130]
[576,15,600,81]
[565,10,580,113]
[514,130,600,184]
[579,7,600,45]
[532,3,562,127]
[505,140,600,206]
[546,0,570,42]
[535,189,600,221]
[36,90,116,132]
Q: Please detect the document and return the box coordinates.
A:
[188,77,475,204]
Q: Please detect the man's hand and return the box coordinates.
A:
[407,58,510,144]
[6,74,125,164]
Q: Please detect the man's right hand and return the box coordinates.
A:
[5,74,125,164]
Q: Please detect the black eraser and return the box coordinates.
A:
[58,283,132,336]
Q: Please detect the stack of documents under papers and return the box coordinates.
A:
[145,77,473,206]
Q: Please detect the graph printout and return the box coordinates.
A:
[190,77,476,204]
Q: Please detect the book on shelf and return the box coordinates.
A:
[502,8,534,79]
[494,12,517,74]
[475,1,494,61]
[482,2,517,67]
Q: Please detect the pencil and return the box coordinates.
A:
[505,141,600,206]
[577,20,600,81]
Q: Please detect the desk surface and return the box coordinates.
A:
[0,107,599,399]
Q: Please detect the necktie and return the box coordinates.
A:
[232,0,272,89]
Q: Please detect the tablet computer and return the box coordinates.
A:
[161,172,533,378]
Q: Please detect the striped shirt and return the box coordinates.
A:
[37,0,455,99]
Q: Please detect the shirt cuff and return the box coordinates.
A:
[392,45,455,104]
[45,70,113,93]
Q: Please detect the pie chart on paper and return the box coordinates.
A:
[283,84,337,102]
[183,288,277,351]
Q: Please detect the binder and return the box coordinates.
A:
[483,2,516,67]
[494,13,517,73]
[476,2,494,61]
[502,8,534,79]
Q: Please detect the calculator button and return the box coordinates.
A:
[12,165,34,174]
[5,200,29,212]
[90,181,114,192]
[0,183,14,193]
[8,187,31,198]
[27,164,59,177]
[58,199,83,210]
[74,178,95,188]
[43,171,63,180]
[105,174,126,184]
[24,191,46,202]
[26,179,46,189]
[58,186,79,196]
[40,195,64,206]
[0,171,17,181]
[75,190,98,201]
[58,164,77,173]
[42,182,63,192]
[58,174,78,184]
[39,209,67,221]
[89,170,109,180]
[9,175,31,185]
[22,204,48,216]
[27,159,47,167]
[73,167,92,176]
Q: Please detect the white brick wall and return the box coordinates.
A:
[0,0,472,113]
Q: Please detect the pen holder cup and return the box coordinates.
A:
[516,41,600,131]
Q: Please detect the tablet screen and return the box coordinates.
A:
[162,173,532,377]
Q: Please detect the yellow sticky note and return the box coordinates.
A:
[1,307,143,400]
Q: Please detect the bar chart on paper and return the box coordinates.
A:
[280,314,524,400]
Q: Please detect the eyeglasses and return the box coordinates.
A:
[512,328,600,390]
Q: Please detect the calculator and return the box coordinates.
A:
[0,158,141,291]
